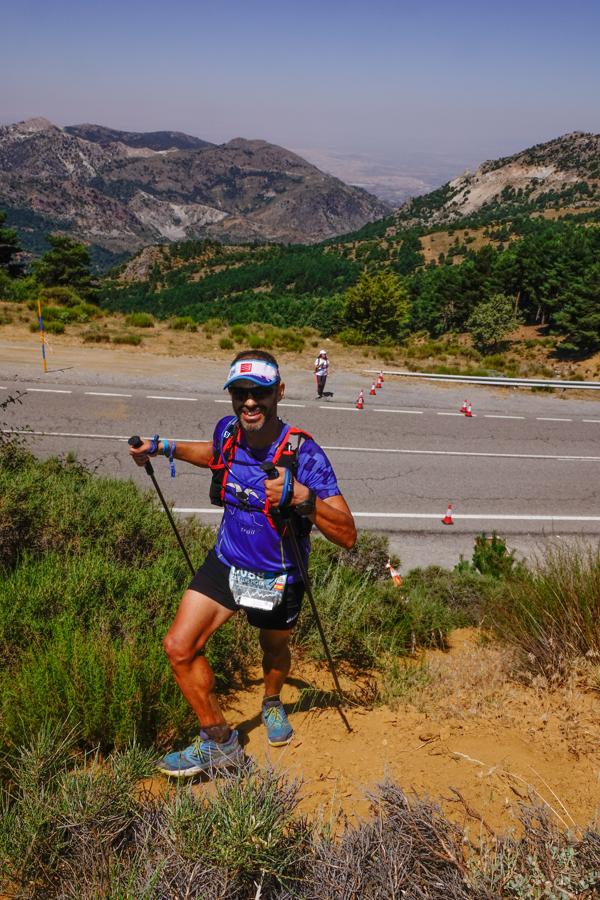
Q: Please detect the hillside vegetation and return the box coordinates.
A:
[3,428,600,895]
[99,211,600,355]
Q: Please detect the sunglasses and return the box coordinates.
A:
[229,385,276,401]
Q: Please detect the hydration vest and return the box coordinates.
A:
[209,418,313,533]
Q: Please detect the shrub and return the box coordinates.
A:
[39,285,82,307]
[0,445,252,750]
[454,532,524,580]
[230,323,248,343]
[203,317,226,335]
[0,312,12,326]
[337,327,365,346]
[82,331,111,343]
[248,332,273,350]
[169,315,197,331]
[124,311,154,328]
[274,328,304,352]
[45,320,66,334]
[487,543,600,680]
[219,337,234,350]
[112,333,142,345]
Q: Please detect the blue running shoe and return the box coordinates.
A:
[155,729,244,778]
[261,698,293,746]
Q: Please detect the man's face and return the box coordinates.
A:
[229,381,284,433]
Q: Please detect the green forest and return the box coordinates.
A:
[2,207,600,354]
[98,216,600,354]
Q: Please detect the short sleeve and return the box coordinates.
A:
[296,439,340,499]
[213,416,237,456]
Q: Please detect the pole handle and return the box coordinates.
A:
[128,434,154,475]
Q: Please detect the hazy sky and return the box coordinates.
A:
[2,0,599,176]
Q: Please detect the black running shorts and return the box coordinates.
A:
[188,548,304,630]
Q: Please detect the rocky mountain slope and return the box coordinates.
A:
[0,118,390,258]
[395,131,600,228]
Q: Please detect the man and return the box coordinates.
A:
[130,349,356,777]
[313,349,330,399]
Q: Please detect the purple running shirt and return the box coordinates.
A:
[212,416,340,579]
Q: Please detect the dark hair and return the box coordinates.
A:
[231,349,280,369]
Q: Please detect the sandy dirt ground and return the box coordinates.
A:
[148,629,600,839]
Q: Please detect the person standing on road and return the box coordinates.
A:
[129,349,356,778]
[314,349,330,399]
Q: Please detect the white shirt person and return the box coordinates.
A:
[314,350,329,398]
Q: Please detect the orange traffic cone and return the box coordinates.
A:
[386,560,402,587]
[465,401,473,418]
[376,375,383,389]
[378,371,384,383]
[442,503,454,525]
[369,382,377,395]
[460,399,468,414]
[356,390,364,410]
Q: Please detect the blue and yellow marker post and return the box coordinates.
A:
[37,298,47,373]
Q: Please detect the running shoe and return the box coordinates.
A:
[155,729,244,778]
[261,698,293,746]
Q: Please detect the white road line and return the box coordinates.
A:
[7,429,600,464]
[536,417,572,422]
[352,512,600,521]
[323,444,600,462]
[214,399,230,403]
[171,508,600,522]
[583,419,600,423]
[174,508,223,514]
[319,405,359,411]
[484,414,525,420]
[84,391,132,398]
[27,388,72,394]
[146,395,197,402]
[437,412,463,416]
[375,408,423,415]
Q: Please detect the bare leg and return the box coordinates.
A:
[259,628,293,699]
[163,589,235,728]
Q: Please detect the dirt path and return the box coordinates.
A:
[203,629,600,836]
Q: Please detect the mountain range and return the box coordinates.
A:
[0,118,390,260]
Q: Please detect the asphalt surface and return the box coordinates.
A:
[3,340,600,569]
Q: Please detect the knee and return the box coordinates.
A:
[163,631,203,668]
[259,633,291,658]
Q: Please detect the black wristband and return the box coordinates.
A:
[293,488,316,517]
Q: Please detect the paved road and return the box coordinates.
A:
[3,343,600,568]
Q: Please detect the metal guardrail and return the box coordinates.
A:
[365,369,600,390]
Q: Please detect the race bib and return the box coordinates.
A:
[228,566,288,612]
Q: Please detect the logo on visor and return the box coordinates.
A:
[240,363,253,373]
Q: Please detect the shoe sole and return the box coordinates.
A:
[155,755,246,778]
[266,733,293,747]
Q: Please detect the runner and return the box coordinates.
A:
[314,349,330,399]
[129,349,356,777]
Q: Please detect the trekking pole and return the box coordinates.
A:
[262,463,352,734]
[128,435,196,577]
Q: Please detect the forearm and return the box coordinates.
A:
[310,498,356,549]
[157,439,213,468]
